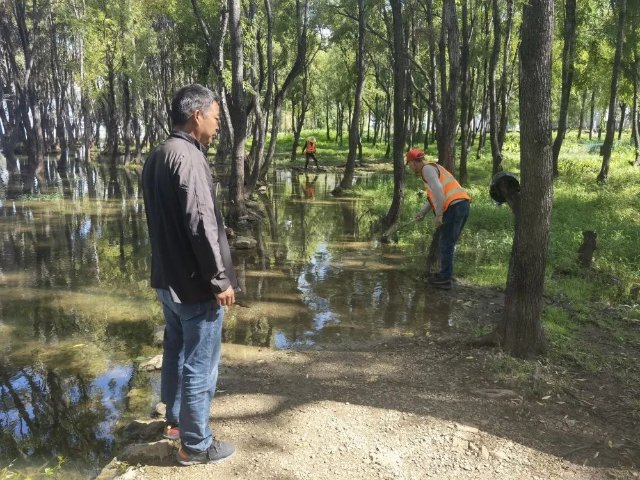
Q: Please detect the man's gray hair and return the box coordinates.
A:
[171,84,220,126]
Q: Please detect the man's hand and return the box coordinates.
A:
[216,286,235,306]
[435,215,443,227]
[415,212,425,221]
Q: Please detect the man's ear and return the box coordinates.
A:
[192,109,202,126]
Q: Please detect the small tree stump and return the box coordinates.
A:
[577,230,597,268]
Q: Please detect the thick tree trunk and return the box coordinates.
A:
[489,0,503,175]
[435,0,460,175]
[382,0,407,234]
[502,0,554,358]
[459,0,472,185]
[290,65,311,165]
[425,0,440,153]
[246,0,274,194]
[190,0,233,167]
[337,0,365,192]
[122,71,133,164]
[476,4,490,160]
[497,0,514,151]
[105,53,118,157]
[551,0,577,177]
[49,14,69,168]
[597,0,626,183]
[261,0,308,180]
[228,0,247,218]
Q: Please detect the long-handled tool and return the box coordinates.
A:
[380,218,418,243]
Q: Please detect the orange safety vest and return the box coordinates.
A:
[305,141,316,153]
[421,163,471,212]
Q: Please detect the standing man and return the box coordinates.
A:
[142,84,238,465]
[406,148,471,290]
[302,136,319,170]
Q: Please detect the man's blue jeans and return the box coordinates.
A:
[157,289,223,454]
[439,200,470,281]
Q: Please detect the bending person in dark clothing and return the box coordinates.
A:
[406,148,471,290]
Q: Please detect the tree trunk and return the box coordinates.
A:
[476,4,490,160]
[260,0,308,180]
[577,90,587,140]
[588,90,596,140]
[337,0,365,192]
[105,52,119,157]
[190,0,233,166]
[435,0,460,175]
[489,0,503,175]
[459,0,472,185]
[228,0,247,218]
[617,102,626,140]
[382,0,407,233]
[597,0,626,183]
[502,0,554,358]
[632,48,640,165]
[551,0,576,177]
[122,71,133,164]
[497,0,514,151]
[246,0,274,193]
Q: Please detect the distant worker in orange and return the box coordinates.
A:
[302,136,319,170]
[406,148,471,290]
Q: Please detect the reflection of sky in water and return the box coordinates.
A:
[372,283,384,306]
[297,242,336,333]
[0,364,133,443]
[0,372,39,438]
[79,216,92,238]
[275,331,315,349]
[94,365,133,441]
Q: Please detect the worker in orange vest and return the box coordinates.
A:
[406,148,471,290]
[302,136,319,170]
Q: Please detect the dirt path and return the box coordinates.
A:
[131,338,638,480]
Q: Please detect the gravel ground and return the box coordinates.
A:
[126,340,639,480]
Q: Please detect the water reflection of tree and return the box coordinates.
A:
[0,363,112,469]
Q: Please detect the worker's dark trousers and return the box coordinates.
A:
[439,200,470,280]
[304,153,318,169]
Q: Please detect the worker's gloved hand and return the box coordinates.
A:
[435,215,443,227]
[415,212,425,221]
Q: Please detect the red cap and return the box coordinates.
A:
[405,148,425,163]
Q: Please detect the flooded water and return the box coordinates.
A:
[0,156,457,476]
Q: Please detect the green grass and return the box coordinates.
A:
[279,129,640,370]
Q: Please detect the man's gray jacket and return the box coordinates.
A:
[142,131,238,303]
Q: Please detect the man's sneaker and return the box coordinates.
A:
[427,276,452,290]
[176,440,236,466]
[163,424,180,441]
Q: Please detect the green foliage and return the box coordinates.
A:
[289,129,640,362]
[0,455,66,480]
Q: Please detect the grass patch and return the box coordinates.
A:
[282,129,640,383]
